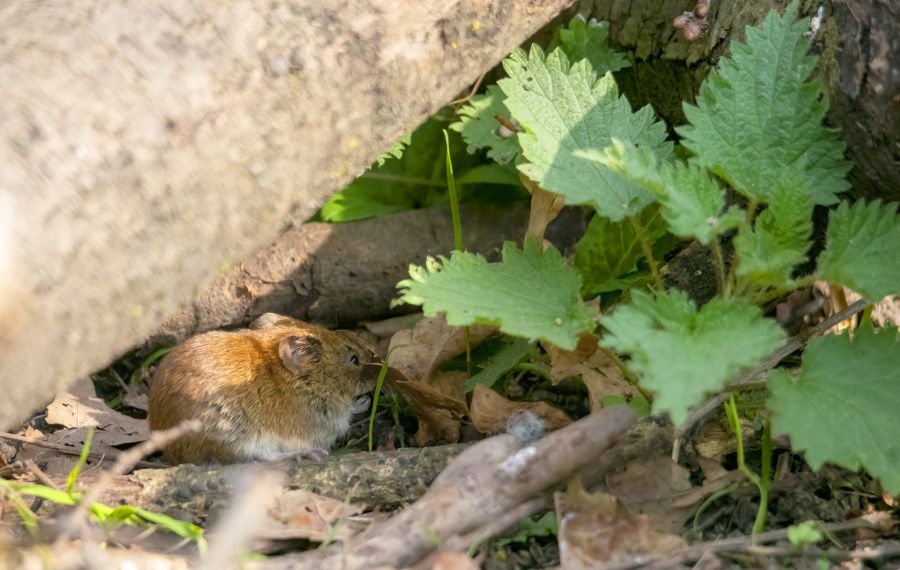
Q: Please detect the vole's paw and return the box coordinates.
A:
[289,448,329,463]
[351,394,371,414]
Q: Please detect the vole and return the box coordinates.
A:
[148,313,377,464]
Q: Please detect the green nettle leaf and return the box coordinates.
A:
[769,327,900,495]
[816,200,900,301]
[375,133,412,166]
[396,240,595,350]
[499,45,671,221]
[602,290,785,424]
[598,139,742,244]
[554,16,630,76]
[465,337,536,391]
[320,180,417,222]
[449,85,521,166]
[734,168,814,287]
[676,3,850,205]
[575,205,669,297]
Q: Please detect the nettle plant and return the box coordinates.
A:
[397,5,900,498]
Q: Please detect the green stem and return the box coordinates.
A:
[443,130,464,252]
[724,396,767,542]
[710,238,727,297]
[757,419,772,536]
[368,346,404,452]
[628,215,663,290]
[443,129,470,371]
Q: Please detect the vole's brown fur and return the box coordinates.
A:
[148,313,376,464]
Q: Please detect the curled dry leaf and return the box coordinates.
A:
[386,315,493,445]
[522,175,566,243]
[546,332,638,410]
[258,489,365,542]
[555,479,686,570]
[470,384,572,435]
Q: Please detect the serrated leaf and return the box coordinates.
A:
[320,179,417,222]
[554,17,630,76]
[602,290,785,424]
[375,133,412,166]
[396,240,595,350]
[575,205,669,297]
[769,327,900,495]
[734,167,813,287]
[449,85,520,165]
[466,337,536,391]
[816,200,900,301]
[597,139,742,244]
[676,3,850,205]
[499,45,671,221]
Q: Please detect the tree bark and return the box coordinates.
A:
[0,0,574,428]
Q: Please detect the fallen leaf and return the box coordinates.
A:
[470,384,571,435]
[383,367,466,446]
[606,454,741,534]
[257,489,364,542]
[388,315,494,383]
[546,333,638,411]
[413,371,468,445]
[556,479,686,569]
[45,377,148,447]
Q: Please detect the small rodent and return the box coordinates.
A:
[148,313,377,464]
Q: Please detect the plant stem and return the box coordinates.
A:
[443,129,471,371]
[368,348,401,452]
[443,130,464,252]
[724,395,767,543]
[628,215,663,290]
[710,238,727,297]
[757,420,772,536]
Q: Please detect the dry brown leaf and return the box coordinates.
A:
[469,384,571,435]
[556,479,686,569]
[546,333,638,411]
[382,367,466,446]
[45,377,148,447]
[412,371,468,445]
[606,454,741,534]
[387,314,494,383]
[256,489,365,542]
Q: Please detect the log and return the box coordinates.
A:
[0,0,575,428]
[149,202,587,346]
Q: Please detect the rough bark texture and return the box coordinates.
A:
[0,0,574,428]
[148,202,588,346]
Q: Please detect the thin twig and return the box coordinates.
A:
[23,459,59,490]
[0,431,164,470]
[449,71,487,106]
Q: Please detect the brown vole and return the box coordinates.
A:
[148,313,377,464]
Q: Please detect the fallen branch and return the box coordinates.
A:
[258,407,636,569]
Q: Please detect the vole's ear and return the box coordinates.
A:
[279,335,321,376]
[250,312,287,329]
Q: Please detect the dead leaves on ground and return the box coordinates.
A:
[384,314,574,445]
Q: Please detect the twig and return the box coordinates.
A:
[0,431,164,470]
[450,71,487,106]
[617,513,896,569]
[58,419,201,540]
[24,459,59,490]
[677,299,867,438]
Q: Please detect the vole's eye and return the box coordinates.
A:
[350,353,360,366]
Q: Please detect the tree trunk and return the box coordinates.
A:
[0,0,574,428]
